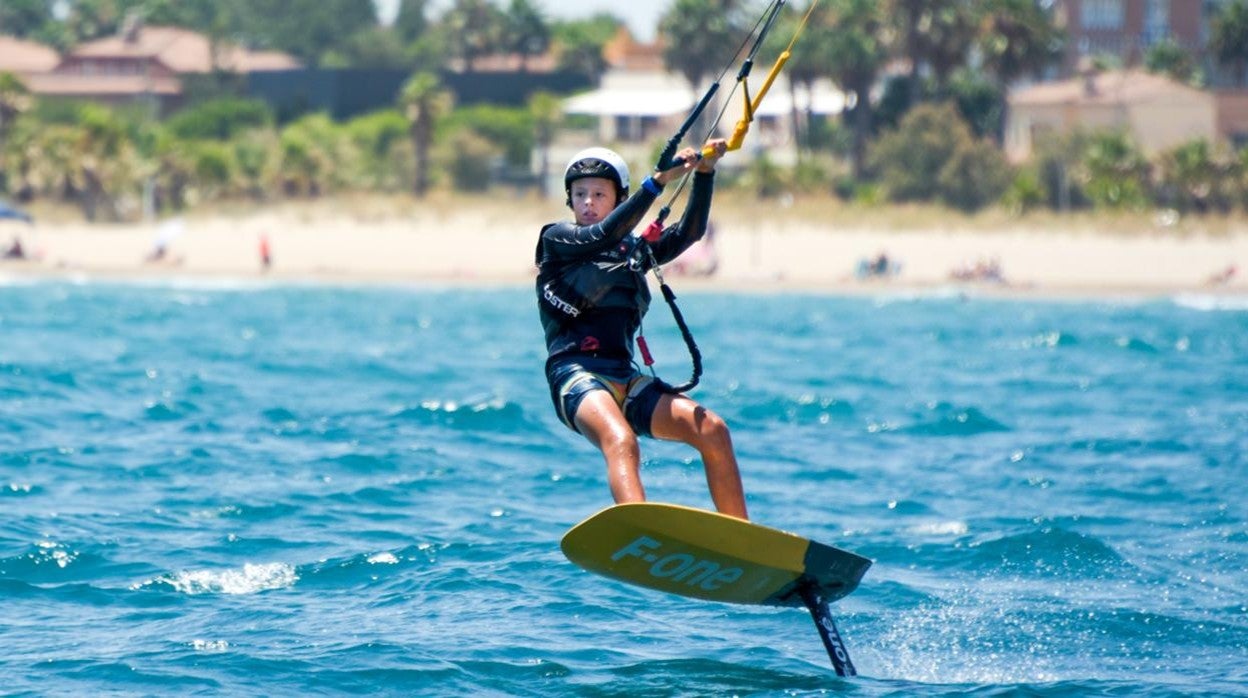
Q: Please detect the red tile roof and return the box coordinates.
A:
[0,35,60,74]
[1012,68,1206,106]
[69,25,300,73]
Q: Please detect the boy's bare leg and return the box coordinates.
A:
[574,390,645,503]
[649,394,748,520]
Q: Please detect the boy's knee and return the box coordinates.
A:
[601,424,639,451]
[695,408,731,444]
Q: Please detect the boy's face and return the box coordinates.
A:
[569,177,618,225]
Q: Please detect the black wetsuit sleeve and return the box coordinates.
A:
[649,171,714,266]
[539,185,660,260]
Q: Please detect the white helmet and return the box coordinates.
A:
[564,147,630,203]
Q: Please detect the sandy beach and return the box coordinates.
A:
[2,195,1246,298]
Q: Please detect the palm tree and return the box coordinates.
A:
[890,0,927,105]
[400,71,454,198]
[503,0,550,73]
[551,19,614,83]
[659,0,747,139]
[1144,38,1196,83]
[1158,139,1233,213]
[0,72,33,194]
[888,0,977,101]
[395,0,431,43]
[818,0,889,178]
[919,1,978,94]
[0,0,54,38]
[975,0,1064,141]
[444,0,503,73]
[75,104,135,221]
[1210,0,1248,86]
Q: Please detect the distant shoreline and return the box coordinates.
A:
[2,196,1244,299]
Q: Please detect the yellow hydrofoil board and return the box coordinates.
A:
[561,502,872,676]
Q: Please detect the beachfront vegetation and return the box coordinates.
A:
[4,0,1248,222]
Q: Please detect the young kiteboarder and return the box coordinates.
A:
[535,139,748,520]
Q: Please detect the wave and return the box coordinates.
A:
[735,394,857,426]
[967,527,1127,578]
[388,396,533,431]
[295,543,446,589]
[893,404,1010,437]
[1018,330,1080,349]
[1,481,39,496]
[134,561,298,595]
[1173,293,1248,311]
[0,578,130,608]
[0,540,106,583]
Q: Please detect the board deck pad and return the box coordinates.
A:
[561,502,871,607]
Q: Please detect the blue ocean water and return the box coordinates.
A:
[1,279,1245,697]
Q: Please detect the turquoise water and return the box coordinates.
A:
[1,280,1245,696]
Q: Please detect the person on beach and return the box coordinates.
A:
[3,235,25,260]
[534,141,749,520]
[259,234,272,271]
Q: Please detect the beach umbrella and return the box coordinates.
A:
[0,200,32,223]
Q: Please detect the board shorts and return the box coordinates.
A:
[545,354,666,437]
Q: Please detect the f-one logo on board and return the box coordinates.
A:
[611,536,743,591]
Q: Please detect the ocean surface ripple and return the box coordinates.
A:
[1,281,1245,696]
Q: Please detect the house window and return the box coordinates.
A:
[1082,0,1125,29]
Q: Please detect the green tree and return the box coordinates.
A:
[888,0,976,103]
[188,140,235,200]
[400,71,454,197]
[345,110,409,191]
[321,26,413,69]
[236,0,378,67]
[974,0,1064,140]
[503,0,550,72]
[0,0,54,37]
[0,72,33,193]
[395,1,447,72]
[443,0,504,73]
[551,16,617,82]
[923,1,978,93]
[870,101,962,202]
[937,137,1010,211]
[442,128,494,191]
[945,66,1004,139]
[1144,38,1196,83]
[818,0,889,178]
[165,98,273,141]
[63,0,137,42]
[1157,139,1235,213]
[872,101,1009,211]
[1075,131,1151,210]
[277,113,344,196]
[75,104,141,220]
[1210,0,1248,86]
[233,131,276,200]
[446,104,533,167]
[394,0,431,42]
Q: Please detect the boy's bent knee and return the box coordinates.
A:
[696,407,727,431]
[599,423,639,450]
[692,408,731,445]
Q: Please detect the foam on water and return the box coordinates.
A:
[136,562,300,595]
